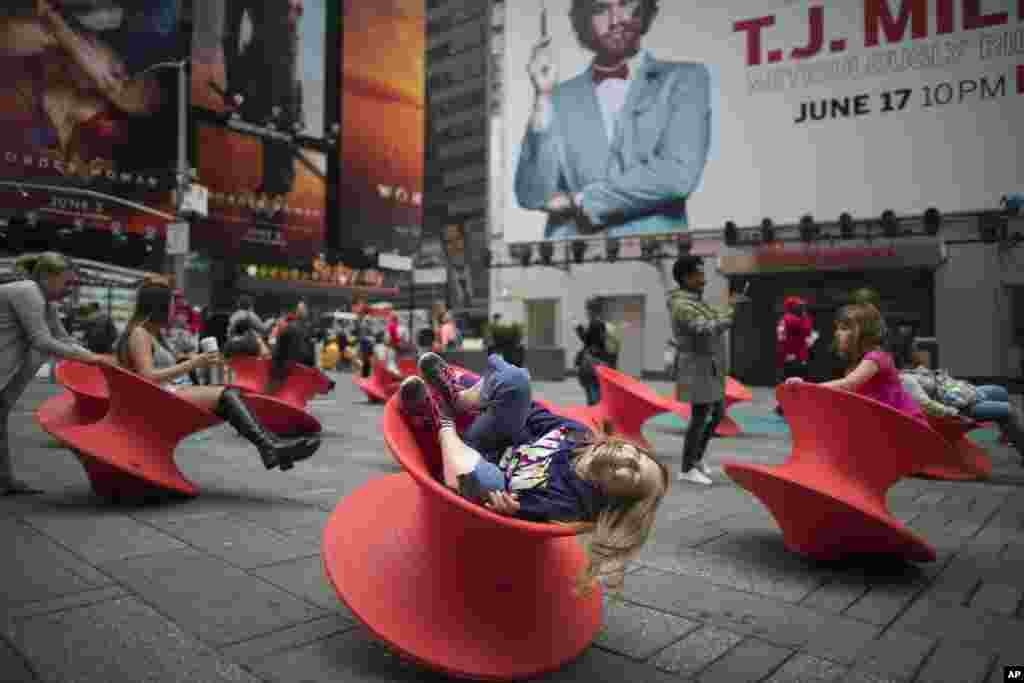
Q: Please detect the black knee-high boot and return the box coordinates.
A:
[215,388,321,471]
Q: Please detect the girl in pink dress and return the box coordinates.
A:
[787,303,927,425]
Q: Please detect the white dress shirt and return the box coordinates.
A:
[593,51,646,143]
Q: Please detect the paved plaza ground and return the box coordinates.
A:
[2,371,1024,683]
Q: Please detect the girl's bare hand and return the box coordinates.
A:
[485,491,521,516]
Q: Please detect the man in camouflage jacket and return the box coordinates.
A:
[659,255,742,485]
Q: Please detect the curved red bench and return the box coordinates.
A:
[722,383,962,563]
[322,395,602,681]
[535,366,676,450]
[36,361,110,434]
[663,377,752,437]
[226,357,324,435]
[916,416,994,481]
[228,356,333,410]
[352,357,404,403]
[37,363,222,500]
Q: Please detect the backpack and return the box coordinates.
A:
[603,321,621,356]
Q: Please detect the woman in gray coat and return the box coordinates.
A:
[0,252,110,494]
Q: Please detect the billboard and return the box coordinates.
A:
[337,0,424,259]
[191,0,326,139]
[0,1,181,235]
[503,0,1024,243]
[193,122,326,258]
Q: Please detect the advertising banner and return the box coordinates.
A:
[0,1,181,236]
[193,122,326,258]
[502,0,1024,243]
[191,0,326,139]
[337,0,424,260]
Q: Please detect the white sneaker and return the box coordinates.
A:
[677,469,713,485]
[696,462,714,477]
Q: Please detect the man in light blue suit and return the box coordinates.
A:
[515,0,711,240]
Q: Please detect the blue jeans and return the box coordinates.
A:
[966,385,1011,422]
[457,355,533,502]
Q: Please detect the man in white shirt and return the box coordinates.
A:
[515,0,711,239]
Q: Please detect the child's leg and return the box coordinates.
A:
[463,354,532,456]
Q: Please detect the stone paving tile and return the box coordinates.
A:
[914,642,993,683]
[890,597,1024,654]
[218,613,358,665]
[842,581,928,627]
[21,511,189,565]
[621,568,881,663]
[651,625,745,678]
[5,596,261,683]
[249,555,356,618]
[3,586,128,622]
[969,582,1023,616]
[0,634,36,682]
[99,548,324,647]
[764,654,849,682]
[594,600,701,661]
[846,628,934,681]
[800,578,870,614]
[639,542,827,604]
[695,637,794,683]
[153,513,321,569]
[0,518,112,608]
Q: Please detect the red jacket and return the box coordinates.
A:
[776,297,815,366]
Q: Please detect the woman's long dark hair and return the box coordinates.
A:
[266,323,307,393]
[115,283,173,369]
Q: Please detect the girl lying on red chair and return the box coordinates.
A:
[398,352,670,595]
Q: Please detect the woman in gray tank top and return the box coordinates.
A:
[115,278,321,471]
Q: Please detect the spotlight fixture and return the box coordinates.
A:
[641,240,663,261]
[839,212,855,239]
[760,218,775,243]
[605,238,620,262]
[880,210,901,238]
[1003,194,1023,216]
[798,214,818,243]
[723,220,739,246]
[538,241,554,266]
[923,207,942,236]
[676,233,693,254]
[509,243,533,267]
[571,240,588,264]
[979,212,1004,243]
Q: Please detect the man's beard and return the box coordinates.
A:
[593,23,643,65]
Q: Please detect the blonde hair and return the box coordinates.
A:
[569,431,670,596]
[15,252,70,279]
[835,303,885,371]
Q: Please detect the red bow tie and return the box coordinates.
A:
[592,63,629,85]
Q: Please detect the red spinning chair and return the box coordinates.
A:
[37,363,221,500]
[226,357,324,435]
[228,357,332,409]
[916,415,994,481]
[663,377,752,438]
[586,365,677,450]
[397,356,418,377]
[722,383,962,563]
[352,357,404,403]
[36,361,110,434]
[322,396,603,681]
